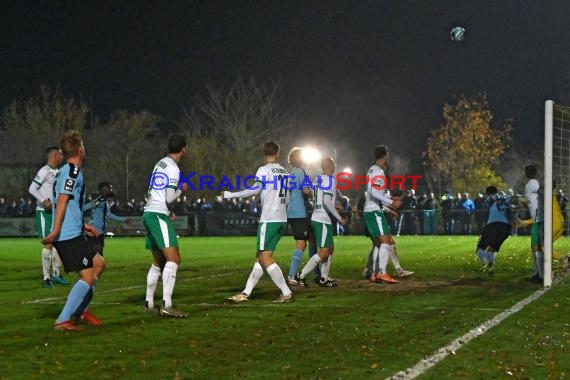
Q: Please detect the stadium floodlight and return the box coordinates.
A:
[302,147,322,164]
[544,100,570,287]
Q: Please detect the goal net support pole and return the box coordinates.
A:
[544,100,553,287]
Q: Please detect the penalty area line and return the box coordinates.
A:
[387,279,560,380]
[23,272,237,305]
[22,285,144,304]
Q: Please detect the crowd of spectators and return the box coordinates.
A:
[0,193,263,218]
[3,188,569,237]
[80,194,263,217]
[0,196,36,217]
[352,187,570,236]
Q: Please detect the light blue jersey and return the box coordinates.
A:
[53,163,85,241]
[84,196,127,234]
[487,194,511,225]
[287,167,308,218]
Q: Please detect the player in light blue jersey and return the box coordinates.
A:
[476,186,513,277]
[285,147,317,285]
[83,182,131,280]
[42,130,101,331]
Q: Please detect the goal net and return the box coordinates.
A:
[544,100,570,286]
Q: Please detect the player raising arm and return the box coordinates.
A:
[224,141,294,303]
[476,186,513,278]
[83,182,131,281]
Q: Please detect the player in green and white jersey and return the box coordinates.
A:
[28,146,69,287]
[224,141,294,303]
[143,134,190,318]
[363,145,403,284]
[523,164,544,283]
[295,156,346,287]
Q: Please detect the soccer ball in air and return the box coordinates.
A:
[450,26,465,42]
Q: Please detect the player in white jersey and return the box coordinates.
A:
[362,145,403,284]
[362,197,415,280]
[295,157,346,287]
[224,141,294,303]
[28,146,69,288]
[143,134,190,317]
[523,164,544,283]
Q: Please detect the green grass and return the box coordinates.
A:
[1,236,569,379]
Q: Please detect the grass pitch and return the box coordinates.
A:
[1,236,569,379]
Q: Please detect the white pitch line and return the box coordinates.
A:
[23,285,145,304]
[22,272,236,305]
[387,279,559,380]
[26,299,351,308]
[193,302,347,308]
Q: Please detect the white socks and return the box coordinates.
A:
[145,264,161,308]
[379,244,390,275]
[372,246,380,274]
[389,245,402,272]
[162,262,178,308]
[266,263,292,296]
[52,247,61,277]
[42,248,51,280]
[300,254,322,279]
[243,262,264,296]
[319,255,332,281]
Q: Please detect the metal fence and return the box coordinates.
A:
[2,208,563,238]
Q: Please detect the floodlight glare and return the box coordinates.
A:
[302,147,322,164]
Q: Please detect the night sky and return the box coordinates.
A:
[2,1,569,174]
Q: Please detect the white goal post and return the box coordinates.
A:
[544,100,570,287]
[544,100,553,287]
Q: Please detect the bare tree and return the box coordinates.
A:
[0,85,88,196]
[177,76,297,198]
[86,110,162,204]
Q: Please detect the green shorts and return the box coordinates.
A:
[531,221,543,247]
[364,210,391,238]
[143,212,179,250]
[311,221,333,248]
[35,210,52,239]
[256,222,287,251]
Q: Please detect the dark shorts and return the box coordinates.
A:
[288,217,310,241]
[477,222,511,252]
[54,235,94,273]
[364,223,371,238]
[87,235,105,256]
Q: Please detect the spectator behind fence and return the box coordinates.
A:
[0,196,8,217]
[557,189,568,236]
[421,192,439,234]
[441,191,454,234]
[403,189,420,235]
[460,192,475,234]
[474,192,487,234]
